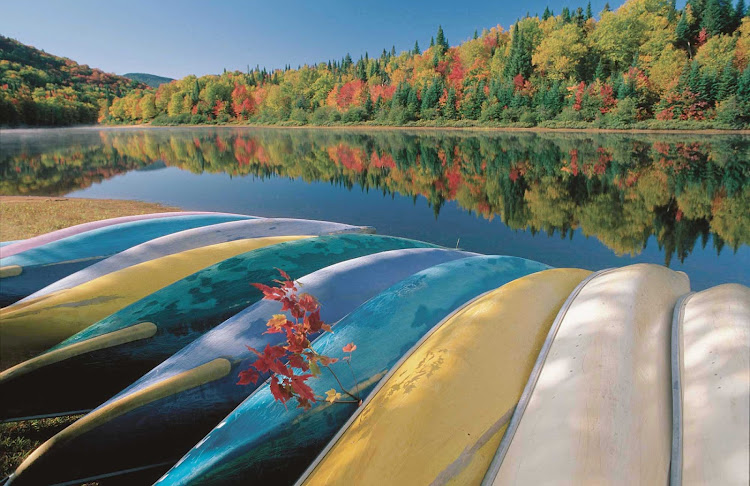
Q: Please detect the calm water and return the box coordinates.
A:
[1,126,748,290]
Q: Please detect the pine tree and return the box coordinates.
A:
[676,11,694,57]
[542,6,552,20]
[594,60,606,80]
[562,7,572,22]
[474,29,479,40]
[406,86,420,120]
[364,93,374,118]
[413,40,421,55]
[430,37,435,48]
[603,3,611,12]
[734,0,746,30]
[436,25,449,52]
[391,45,396,57]
[737,66,750,104]
[717,61,738,100]
[702,0,732,35]
[586,2,593,19]
[444,87,458,119]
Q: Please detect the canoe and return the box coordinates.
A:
[154,256,553,486]
[0,213,252,305]
[482,264,690,486]
[0,236,309,369]
[20,218,372,303]
[0,211,212,258]
[0,234,433,422]
[671,284,749,486]
[6,248,475,485]
[299,268,591,486]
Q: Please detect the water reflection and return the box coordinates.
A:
[1,127,748,267]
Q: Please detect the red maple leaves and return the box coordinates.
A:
[237,269,355,410]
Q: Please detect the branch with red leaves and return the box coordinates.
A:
[237,269,360,410]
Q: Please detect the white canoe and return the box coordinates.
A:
[483,263,690,486]
[671,283,750,486]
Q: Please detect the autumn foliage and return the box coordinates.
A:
[237,269,359,409]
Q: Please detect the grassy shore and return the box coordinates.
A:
[0,196,180,242]
[0,196,179,482]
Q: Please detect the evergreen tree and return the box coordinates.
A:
[444,87,458,119]
[406,86,420,120]
[504,23,533,79]
[676,11,695,57]
[364,93,374,118]
[594,60,606,80]
[413,40,421,55]
[562,7,572,22]
[542,6,552,20]
[474,29,479,40]
[430,37,435,48]
[734,0,746,30]
[701,0,733,35]
[603,3,611,12]
[391,45,396,56]
[586,2,593,20]
[717,61,739,100]
[737,66,750,104]
[436,25,449,52]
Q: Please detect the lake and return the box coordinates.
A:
[1,126,748,290]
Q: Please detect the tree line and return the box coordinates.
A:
[98,0,750,129]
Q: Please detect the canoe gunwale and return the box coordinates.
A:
[669,292,695,486]
[293,283,508,486]
[480,268,614,486]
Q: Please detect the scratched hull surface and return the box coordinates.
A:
[300,269,590,486]
[0,212,211,258]
[6,248,473,485]
[485,264,690,486]
[673,284,750,486]
[0,236,307,370]
[157,256,551,486]
[21,218,370,303]
[0,235,433,424]
[0,213,251,305]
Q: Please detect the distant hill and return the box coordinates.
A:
[0,35,148,126]
[123,72,173,88]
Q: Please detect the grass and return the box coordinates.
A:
[0,196,180,482]
[0,196,180,241]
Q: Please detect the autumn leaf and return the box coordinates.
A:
[237,368,259,386]
[325,388,342,403]
[342,343,357,353]
[266,314,289,334]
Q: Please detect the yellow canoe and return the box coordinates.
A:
[0,235,308,368]
[673,284,750,486]
[299,268,590,486]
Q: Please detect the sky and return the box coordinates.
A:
[2,0,622,80]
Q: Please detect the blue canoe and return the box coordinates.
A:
[6,248,474,485]
[0,235,434,422]
[19,218,372,303]
[0,213,253,305]
[154,256,551,485]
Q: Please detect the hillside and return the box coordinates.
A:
[104,0,750,130]
[123,72,173,88]
[0,35,148,126]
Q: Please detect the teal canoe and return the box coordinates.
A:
[154,256,551,486]
[0,213,253,305]
[0,235,434,423]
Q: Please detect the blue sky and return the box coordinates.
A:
[2,0,621,79]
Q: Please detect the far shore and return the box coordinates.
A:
[2,123,750,136]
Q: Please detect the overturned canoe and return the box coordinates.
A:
[299,268,590,486]
[482,264,690,486]
[0,235,433,422]
[0,236,308,369]
[20,218,371,303]
[671,284,750,486]
[0,213,252,305]
[155,256,552,486]
[0,211,210,258]
[5,248,474,485]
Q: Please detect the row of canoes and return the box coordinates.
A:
[0,213,747,486]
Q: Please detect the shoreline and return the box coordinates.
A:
[2,124,750,136]
[0,197,180,240]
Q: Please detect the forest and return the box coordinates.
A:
[3,0,750,129]
[2,129,747,261]
[0,36,146,126]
